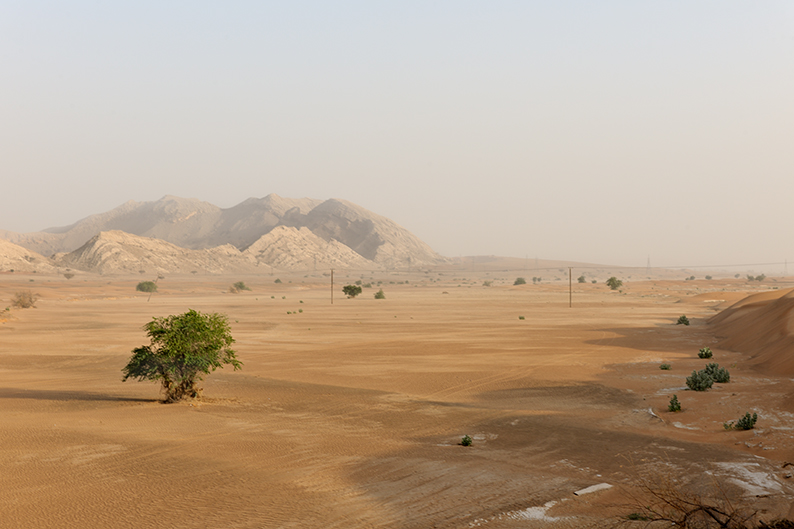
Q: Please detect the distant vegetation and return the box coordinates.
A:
[686,369,713,391]
[229,281,251,293]
[606,277,623,290]
[668,394,681,412]
[12,290,39,309]
[698,347,713,359]
[342,285,362,298]
[136,281,158,293]
[274,278,282,283]
[676,315,690,326]
[460,435,473,447]
[514,277,526,285]
[747,274,766,282]
[577,275,586,283]
[63,272,75,280]
[374,289,385,299]
[660,363,671,370]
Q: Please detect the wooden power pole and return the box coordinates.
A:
[330,269,334,305]
[569,267,572,308]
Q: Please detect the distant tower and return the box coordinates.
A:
[646,256,651,276]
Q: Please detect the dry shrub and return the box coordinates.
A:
[12,290,39,309]
[614,466,788,529]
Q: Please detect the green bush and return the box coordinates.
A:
[274,278,282,284]
[698,347,713,359]
[514,277,526,285]
[518,315,525,320]
[577,275,586,283]
[606,277,623,290]
[734,412,758,430]
[136,281,158,293]
[686,369,713,391]
[342,285,362,298]
[591,279,597,284]
[482,280,492,287]
[677,315,690,326]
[704,363,730,383]
[121,310,241,402]
[668,394,681,412]
[460,435,473,447]
[374,289,385,299]
[705,275,712,280]
[660,363,671,370]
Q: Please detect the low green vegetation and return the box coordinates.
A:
[460,435,473,447]
[136,281,158,293]
[577,275,586,283]
[660,363,671,370]
[342,285,362,298]
[514,277,526,285]
[374,289,385,299]
[518,315,525,320]
[724,412,758,431]
[606,277,623,290]
[698,347,713,359]
[704,363,730,383]
[274,278,282,283]
[676,315,690,326]
[668,394,681,412]
[686,369,714,391]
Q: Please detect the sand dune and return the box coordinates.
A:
[709,287,794,376]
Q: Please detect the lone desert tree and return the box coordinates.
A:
[122,309,241,402]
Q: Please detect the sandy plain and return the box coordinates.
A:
[2,270,794,528]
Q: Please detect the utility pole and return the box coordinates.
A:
[568,267,572,308]
[330,269,334,305]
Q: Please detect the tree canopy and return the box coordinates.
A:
[342,285,362,298]
[122,309,241,402]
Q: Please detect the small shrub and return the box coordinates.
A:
[756,273,766,282]
[342,285,362,298]
[686,369,713,391]
[606,277,623,290]
[229,281,251,293]
[514,277,526,285]
[363,283,372,288]
[274,278,282,284]
[299,300,304,303]
[676,315,690,326]
[518,315,525,320]
[11,290,39,309]
[626,513,651,521]
[461,435,473,446]
[668,394,681,412]
[355,280,362,285]
[63,272,75,280]
[591,279,597,284]
[660,363,671,370]
[136,281,158,293]
[704,363,730,383]
[374,289,385,299]
[577,275,586,283]
[705,275,712,280]
[734,412,758,430]
[298,309,303,313]
[698,347,713,359]
[482,280,492,287]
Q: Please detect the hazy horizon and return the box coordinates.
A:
[2,2,793,268]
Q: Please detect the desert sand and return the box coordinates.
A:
[2,270,794,528]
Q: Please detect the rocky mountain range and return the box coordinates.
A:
[0,195,446,274]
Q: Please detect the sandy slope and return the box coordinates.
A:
[1,273,793,528]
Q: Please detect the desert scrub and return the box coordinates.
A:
[698,347,713,359]
[677,315,690,325]
[726,412,758,431]
[668,394,681,412]
[660,363,671,370]
[518,315,525,320]
[374,289,385,299]
[686,369,713,391]
[514,277,526,285]
[704,363,730,383]
[229,281,251,293]
[136,281,158,293]
[460,435,473,446]
[11,290,39,309]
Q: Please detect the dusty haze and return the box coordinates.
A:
[1,2,793,267]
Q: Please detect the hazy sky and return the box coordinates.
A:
[1,2,793,267]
